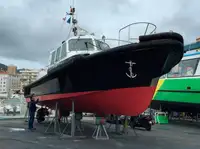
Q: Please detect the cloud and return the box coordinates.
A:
[0,0,68,64]
[158,0,200,44]
[0,0,200,67]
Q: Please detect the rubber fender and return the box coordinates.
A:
[139,32,183,43]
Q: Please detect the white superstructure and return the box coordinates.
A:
[48,34,110,70]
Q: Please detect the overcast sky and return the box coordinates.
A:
[0,0,200,69]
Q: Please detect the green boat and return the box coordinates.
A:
[151,40,200,113]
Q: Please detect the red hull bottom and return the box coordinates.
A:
[27,86,156,116]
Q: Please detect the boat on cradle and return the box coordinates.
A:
[152,39,200,113]
[24,6,184,116]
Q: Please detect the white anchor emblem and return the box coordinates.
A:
[125,61,137,79]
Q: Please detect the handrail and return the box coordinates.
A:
[118,22,157,46]
[100,38,134,44]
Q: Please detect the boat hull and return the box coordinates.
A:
[27,86,156,116]
[24,32,184,116]
[151,77,200,113]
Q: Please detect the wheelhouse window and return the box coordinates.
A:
[55,46,61,62]
[50,51,56,65]
[95,40,110,50]
[61,42,67,59]
[167,58,199,78]
[68,38,95,51]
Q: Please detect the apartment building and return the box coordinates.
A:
[0,72,21,99]
[19,69,40,92]
[0,72,8,93]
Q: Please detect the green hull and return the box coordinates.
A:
[152,40,200,112]
[153,77,200,104]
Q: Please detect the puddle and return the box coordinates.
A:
[73,139,82,142]
[9,128,25,132]
[37,136,47,139]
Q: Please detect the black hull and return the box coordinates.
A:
[151,100,200,113]
[24,32,184,97]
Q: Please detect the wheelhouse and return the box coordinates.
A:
[48,35,110,69]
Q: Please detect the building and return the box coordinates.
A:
[19,69,40,92]
[0,72,21,99]
[10,74,21,92]
[0,72,8,94]
[7,65,17,75]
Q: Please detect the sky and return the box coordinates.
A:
[0,0,200,69]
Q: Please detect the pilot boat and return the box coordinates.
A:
[24,6,184,116]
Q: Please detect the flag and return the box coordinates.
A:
[67,17,71,24]
[62,16,71,24]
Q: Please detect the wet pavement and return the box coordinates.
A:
[0,118,200,149]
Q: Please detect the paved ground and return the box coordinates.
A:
[0,118,200,149]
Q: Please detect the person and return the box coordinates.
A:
[28,93,39,130]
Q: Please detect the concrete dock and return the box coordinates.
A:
[0,118,200,149]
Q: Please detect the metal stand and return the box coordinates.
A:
[60,100,85,138]
[92,123,109,140]
[122,117,137,136]
[60,117,83,137]
[128,121,138,136]
[106,116,121,134]
[71,100,75,137]
[61,116,68,123]
[107,123,112,130]
[75,119,84,132]
[106,115,123,134]
[60,118,70,135]
[107,115,137,136]
[115,115,121,134]
[44,102,61,135]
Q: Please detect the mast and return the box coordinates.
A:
[69,1,78,36]
[64,0,91,40]
[68,0,90,37]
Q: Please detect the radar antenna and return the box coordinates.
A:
[66,0,91,37]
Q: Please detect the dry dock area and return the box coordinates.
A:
[0,118,200,149]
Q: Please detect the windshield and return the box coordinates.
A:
[167,58,199,78]
[68,38,95,51]
[50,51,56,65]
